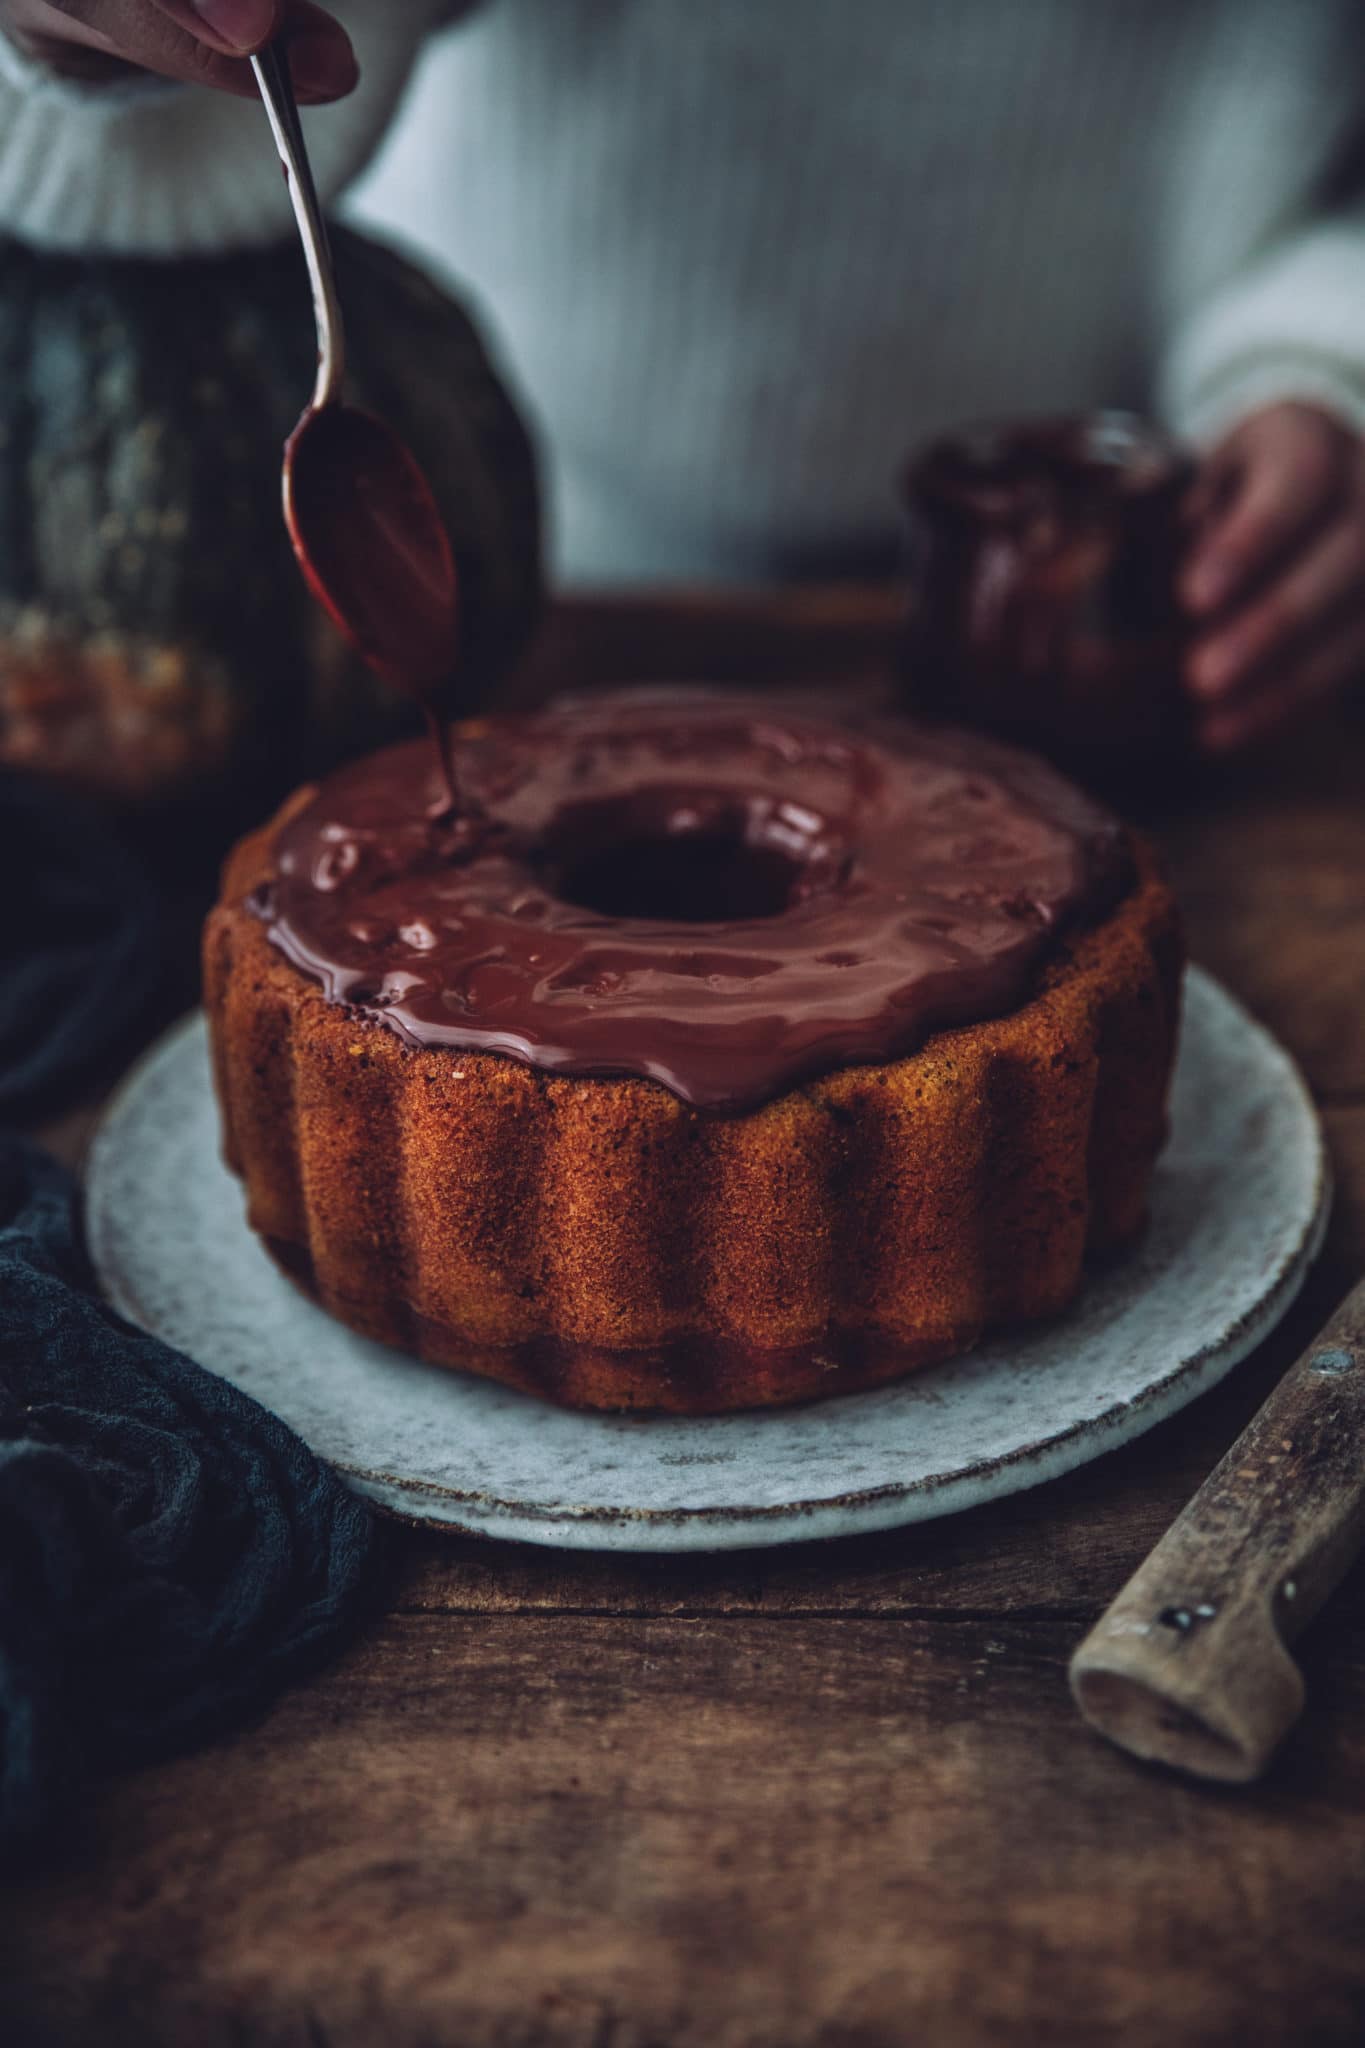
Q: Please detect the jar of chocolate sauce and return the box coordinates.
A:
[903,413,1194,779]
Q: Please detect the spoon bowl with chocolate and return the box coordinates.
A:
[253,40,461,802]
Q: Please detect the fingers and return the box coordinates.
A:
[276,1,356,99]
[9,0,356,100]
[1183,404,1353,617]
[150,0,278,54]
[1200,607,1365,753]
[1188,512,1365,702]
[1181,403,1365,753]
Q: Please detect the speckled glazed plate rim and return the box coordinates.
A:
[87,969,1330,1552]
[342,1175,1330,1544]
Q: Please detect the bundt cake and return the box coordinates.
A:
[203,686,1182,1413]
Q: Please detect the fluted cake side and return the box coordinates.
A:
[204,818,1181,1414]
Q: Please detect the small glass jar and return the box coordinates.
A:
[903,413,1194,776]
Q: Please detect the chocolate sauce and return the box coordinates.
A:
[904,413,1193,770]
[256,689,1129,1112]
[283,401,461,804]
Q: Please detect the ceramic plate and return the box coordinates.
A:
[87,969,1328,1552]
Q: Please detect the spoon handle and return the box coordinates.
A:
[1070,1271,1365,1782]
[251,43,346,409]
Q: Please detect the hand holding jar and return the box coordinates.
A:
[905,404,1365,772]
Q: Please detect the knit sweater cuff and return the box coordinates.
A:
[1162,220,1365,444]
[0,2,445,255]
[0,25,182,104]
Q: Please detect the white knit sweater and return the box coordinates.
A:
[4,0,1365,584]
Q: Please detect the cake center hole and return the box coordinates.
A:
[554,830,804,923]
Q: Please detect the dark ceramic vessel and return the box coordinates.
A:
[904,413,1194,781]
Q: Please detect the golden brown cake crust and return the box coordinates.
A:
[205,794,1182,1413]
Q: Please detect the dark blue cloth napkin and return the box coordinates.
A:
[0,778,384,1853]
[0,1136,384,1853]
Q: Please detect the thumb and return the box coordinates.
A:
[151,0,280,55]
[17,1,356,100]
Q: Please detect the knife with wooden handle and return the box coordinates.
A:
[1070,1276,1365,1783]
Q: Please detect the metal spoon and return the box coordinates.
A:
[250,42,460,707]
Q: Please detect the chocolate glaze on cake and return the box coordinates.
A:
[256,687,1129,1111]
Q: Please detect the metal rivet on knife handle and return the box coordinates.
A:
[1068,1275,1365,1784]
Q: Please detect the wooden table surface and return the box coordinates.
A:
[7,591,1365,2048]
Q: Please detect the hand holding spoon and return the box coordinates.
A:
[251,40,461,796]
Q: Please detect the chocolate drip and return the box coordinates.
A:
[282,402,462,807]
[257,688,1129,1111]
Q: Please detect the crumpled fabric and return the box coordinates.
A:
[0,1135,384,1851]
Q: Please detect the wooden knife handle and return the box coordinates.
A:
[1069,1276,1365,1782]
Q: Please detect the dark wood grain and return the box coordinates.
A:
[7,1606,1365,2048]
[1166,700,1365,1101]
[7,592,1365,2048]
